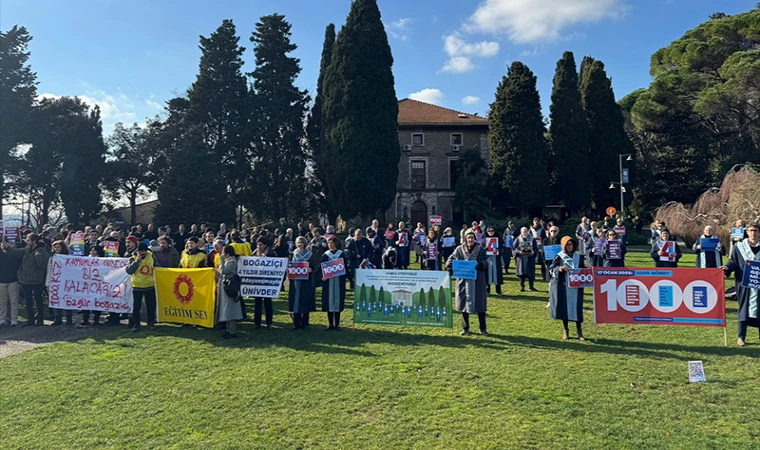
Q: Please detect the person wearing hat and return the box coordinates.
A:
[548,236,586,341]
[445,228,489,336]
[125,242,156,332]
[180,236,207,268]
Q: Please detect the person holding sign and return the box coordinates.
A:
[422,229,441,271]
[602,230,627,268]
[542,227,561,282]
[502,222,516,274]
[586,227,606,267]
[289,237,318,330]
[693,225,725,269]
[650,230,682,268]
[549,236,586,341]
[394,221,411,270]
[252,237,277,329]
[217,245,243,339]
[441,227,457,263]
[614,217,628,246]
[723,222,760,346]
[321,236,346,331]
[347,229,372,287]
[513,228,539,292]
[125,243,156,332]
[366,227,384,269]
[48,241,73,326]
[530,218,548,281]
[484,227,503,296]
[446,228,488,336]
[730,219,746,256]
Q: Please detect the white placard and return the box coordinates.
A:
[688,360,706,383]
[49,254,133,313]
[238,256,288,298]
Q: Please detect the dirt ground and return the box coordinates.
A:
[0,319,110,359]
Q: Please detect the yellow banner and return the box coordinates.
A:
[155,268,216,328]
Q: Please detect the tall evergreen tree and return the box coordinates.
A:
[580,57,634,211]
[306,23,335,214]
[489,62,550,214]
[187,19,248,224]
[0,26,38,221]
[549,51,591,213]
[248,14,311,222]
[321,0,399,221]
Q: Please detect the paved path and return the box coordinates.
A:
[0,320,101,359]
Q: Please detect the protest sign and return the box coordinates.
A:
[354,269,452,328]
[594,238,605,255]
[452,260,476,280]
[475,233,483,245]
[607,240,622,260]
[505,235,514,248]
[287,261,309,281]
[593,268,726,327]
[606,207,617,216]
[4,227,18,244]
[442,236,456,248]
[360,259,375,269]
[321,258,346,281]
[398,232,409,247]
[700,237,720,251]
[732,228,746,240]
[238,256,287,298]
[569,268,594,288]
[543,245,562,261]
[659,241,677,262]
[742,260,760,290]
[534,237,543,250]
[155,268,216,328]
[426,244,438,260]
[104,241,120,257]
[70,232,85,256]
[429,215,442,226]
[385,231,395,241]
[613,226,626,236]
[485,237,499,256]
[48,254,132,313]
[418,234,427,246]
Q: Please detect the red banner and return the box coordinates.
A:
[321,258,346,280]
[287,261,309,280]
[593,268,725,327]
[429,215,442,226]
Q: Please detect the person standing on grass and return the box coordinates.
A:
[693,225,725,269]
[650,230,682,268]
[483,227,503,296]
[0,239,24,327]
[321,236,346,331]
[502,221,516,274]
[542,226,561,282]
[217,245,243,339]
[513,227,538,292]
[602,230,627,268]
[394,221,411,270]
[250,237,276,329]
[422,228,441,271]
[81,245,103,326]
[548,236,585,341]
[366,227,383,269]
[18,233,50,327]
[125,243,156,332]
[48,240,73,326]
[446,228,488,336]
[723,222,760,346]
[530,217,548,281]
[289,237,318,330]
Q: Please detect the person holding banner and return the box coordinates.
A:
[217,245,243,339]
[289,237,318,330]
[548,236,586,341]
[48,241,73,326]
[650,230,682,268]
[601,230,627,268]
[180,236,207,268]
[18,233,50,327]
[446,228,488,336]
[514,228,538,292]
[321,236,346,331]
[723,222,760,346]
[483,227,503,296]
[252,237,277,329]
[693,225,725,269]
[125,243,156,332]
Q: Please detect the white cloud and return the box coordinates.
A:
[443,35,499,58]
[409,88,444,105]
[37,88,146,135]
[146,99,162,109]
[385,17,414,41]
[462,96,481,105]
[442,56,476,73]
[466,0,628,44]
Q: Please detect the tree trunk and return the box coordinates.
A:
[130,190,138,226]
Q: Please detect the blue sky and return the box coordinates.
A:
[3,0,757,136]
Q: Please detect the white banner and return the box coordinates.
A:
[49,254,133,313]
[238,256,288,298]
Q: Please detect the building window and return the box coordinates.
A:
[449,159,460,189]
[411,160,426,190]
[451,133,463,146]
[412,133,424,146]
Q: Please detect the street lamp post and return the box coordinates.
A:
[609,154,633,218]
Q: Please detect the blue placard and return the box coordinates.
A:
[452,260,477,280]
[732,228,746,240]
[742,260,760,290]
[543,244,562,261]
[658,286,673,307]
[692,286,708,308]
[700,237,720,251]
[506,236,514,248]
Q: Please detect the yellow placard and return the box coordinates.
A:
[155,268,216,328]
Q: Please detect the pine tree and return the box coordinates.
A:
[489,62,550,214]
[549,51,591,213]
[248,14,311,222]
[580,57,634,211]
[0,26,38,221]
[321,0,399,221]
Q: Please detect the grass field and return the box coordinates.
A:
[1,249,759,449]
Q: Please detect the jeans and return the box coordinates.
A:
[132,288,156,326]
[254,298,273,326]
[0,282,20,324]
[22,284,45,324]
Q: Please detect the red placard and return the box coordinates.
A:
[429,215,442,226]
[3,227,19,244]
[287,261,309,280]
[593,268,725,327]
[384,231,395,241]
[485,237,499,256]
[398,232,409,247]
[321,258,346,280]
[569,268,593,288]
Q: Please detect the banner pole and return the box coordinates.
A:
[594,322,598,343]
[723,325,727,347]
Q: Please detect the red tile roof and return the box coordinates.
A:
[398,98,489,126]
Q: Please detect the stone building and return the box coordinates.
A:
[385,99,489,228]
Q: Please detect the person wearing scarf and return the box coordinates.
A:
[650,230,682,268]
[252,237,276,329]
[321,236,347,331]
[513,227,539,292]
[483,227,503,296]
[586,227,606,267]
[723,222,760,346]
[446,228,489,336]
[289,237,318,330]
[549,236,586,341]
[693,225,725,268]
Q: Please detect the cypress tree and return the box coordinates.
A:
[580,57,634,211]
[489,61,550,215]
[549,51,591,213]
[248,14,311,221]
[321,0,399,221]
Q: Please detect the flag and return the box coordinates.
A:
[155,268,216,328]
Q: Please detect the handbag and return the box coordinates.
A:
[223,273,241,299]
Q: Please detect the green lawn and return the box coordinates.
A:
[1,249,759,449]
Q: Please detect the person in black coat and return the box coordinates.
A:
[347,229,373,274]
[650,229,682,268]
[365,227,383,269]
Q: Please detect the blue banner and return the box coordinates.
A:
[732,228,746,240]
[543,244,562,261]
[700,237,720,251]
[742,260,760,290]
[622,168,629,184]
[452,260,477,280]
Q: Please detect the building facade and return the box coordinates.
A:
[386,99,489,228]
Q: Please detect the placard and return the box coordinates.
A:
[485,237,499,256]
[429,215,442,226]
[732,228,746,240]
[48,254,133,313]
[742,260,760,290]
[569,268,593,288]
[321,258,346,280]
[70,232,85,256]
[384,231,395,241]
[543,244,562,261]
[398,232,409,247]
[505,235,514,248]
[287,261,309,281]
[607,240,622,260]
[452,260,476,280]
[103,241,120,257]
[533,237,543,250]
[593,268,726,327]
[659,241,677,262]
[418,234,427,246]
[442,236,456,248]
[238,256,287,298]
[594,238,605,254]
[613,226,626,236]
[4,227,19,244]
[700,237,720,251]
[426,244,438,260]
